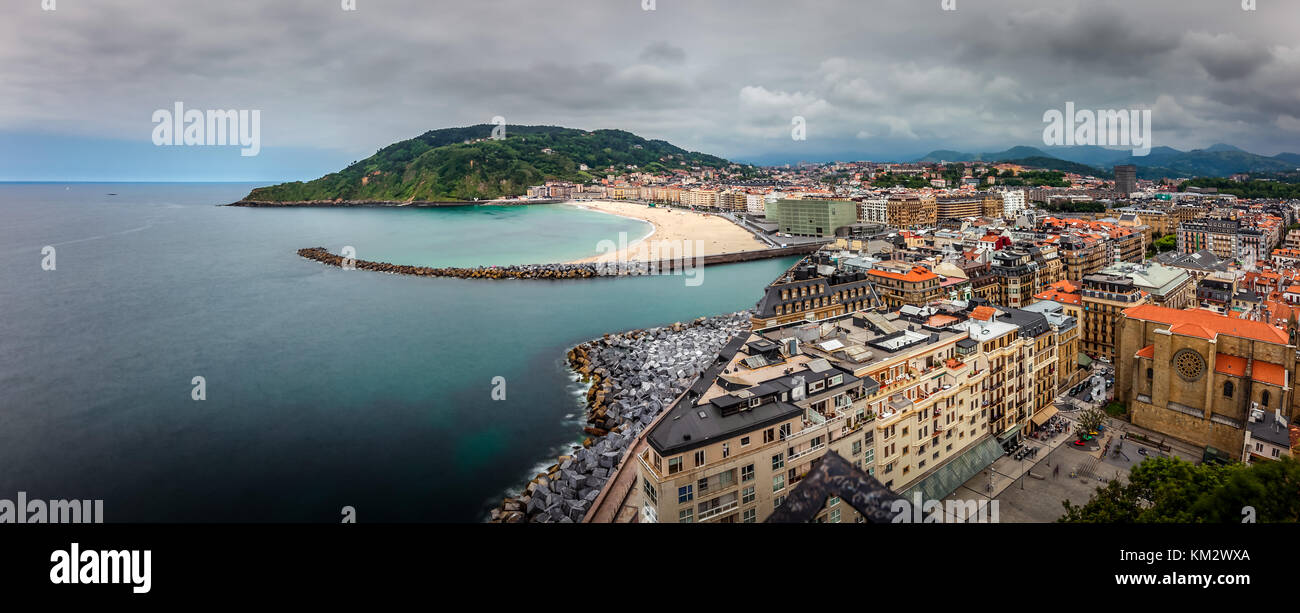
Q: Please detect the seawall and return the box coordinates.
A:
[486,312,753,523]
[295,243,820,280]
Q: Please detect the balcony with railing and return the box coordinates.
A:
[787,440,827,464]
[697,496,740,522]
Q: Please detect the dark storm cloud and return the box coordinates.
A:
[2,0,1298,164]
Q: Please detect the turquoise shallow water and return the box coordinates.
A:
[0,183,797,522]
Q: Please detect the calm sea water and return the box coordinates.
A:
[0,183,797,522]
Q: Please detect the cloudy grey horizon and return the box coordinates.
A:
[3,0,1298,180]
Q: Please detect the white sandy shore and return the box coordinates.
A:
[566,200,767,264]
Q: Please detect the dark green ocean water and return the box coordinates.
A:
[0,183,796,521]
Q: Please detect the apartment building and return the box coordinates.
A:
[635,307,1009,523]
[887,194,938,230]
[935,195,984,221]
[957,308,1034,445]
[1024,300,1086,393]
[1177,218,1244,261]
[683,188,719,208]
[751,256,882,328]
[995,307,1060,434]
[1117,305,1295,459]
[999,190,1025,218]
[717,190,747,212]
[1109,228,1145,265]
[1059,233,1108,281]
[867,261,944,308]
[858,197,888,224]
[1097,261,1195,310]
[1080,273,1149,362]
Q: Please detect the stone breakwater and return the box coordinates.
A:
[297,244,821,281]
[487,311,754,523]
[297,246,631,280]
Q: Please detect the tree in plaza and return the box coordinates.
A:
[1060,456,1300,522]
[1075,406,1107,437]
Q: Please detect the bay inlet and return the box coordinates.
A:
[0,183,797,522]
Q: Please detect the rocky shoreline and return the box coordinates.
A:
[487,311,754,523]
[297,246,673,280]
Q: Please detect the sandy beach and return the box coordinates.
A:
[567,200,767,264]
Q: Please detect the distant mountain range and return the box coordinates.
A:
[243,125,733,203]
[916,144,1300,179]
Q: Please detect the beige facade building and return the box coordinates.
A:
[887,194,937,230]
[1081,272,1149,362]
[636,306,1026,523]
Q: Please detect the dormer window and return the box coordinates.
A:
[830,374,843,387]
[748,397,761,409]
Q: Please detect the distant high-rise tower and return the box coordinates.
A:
[1114,165,1137,197]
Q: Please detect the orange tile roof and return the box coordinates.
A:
[1035,288,1081,305]
[1215,354,1247,377]
[970,306,998,321]
[1253,361,1287,387]
[868,266,938,283]
[1135,345,1155,359]
[1124,304,1290,345]
[1170,322,1215,339]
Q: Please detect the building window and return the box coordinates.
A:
[677,485,693,504]
[693,450,706,467]
[830,508,841,523]
[743,508,756,523]
[1224,381,1234,398]
[1146,368,1153,379]
[764,428,775,443]
[852,440,862,455]
[828,496,840,507]
[741,464,754,482]
[774,495,785,510]
[742,486,755,504]
[773,475,785,492]
[772,453,784,471]
[642,478,657,505]
[740,436,750,447]
[679,508,693,523]
[1262,390,1271,408]
[864,448,874,464]
[722,442,729,459]
[668,457,682,475]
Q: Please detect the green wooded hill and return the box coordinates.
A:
[243,125,733,202]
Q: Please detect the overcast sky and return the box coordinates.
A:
[3,0,1298,180]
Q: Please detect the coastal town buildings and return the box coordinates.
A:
[637,299,1046,523]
